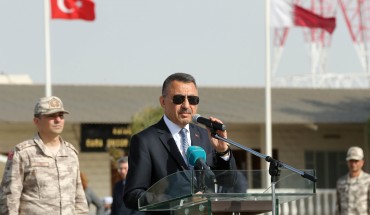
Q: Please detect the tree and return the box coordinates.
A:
[130,106,163,135]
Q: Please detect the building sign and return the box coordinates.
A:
[80,123,131,152]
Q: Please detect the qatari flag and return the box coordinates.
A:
[271,0,336,34]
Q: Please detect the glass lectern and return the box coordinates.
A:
[138,169,316,215]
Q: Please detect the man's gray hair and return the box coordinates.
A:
[117,156,128,167]
[162,73,197,96]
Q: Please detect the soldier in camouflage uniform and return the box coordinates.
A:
[0,96,88,215]
[336,146,370,215]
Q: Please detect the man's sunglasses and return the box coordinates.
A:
[172,95,200,105]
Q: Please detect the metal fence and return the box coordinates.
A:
[257,189,336,215]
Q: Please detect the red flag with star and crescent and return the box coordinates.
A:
[50,0,95,21]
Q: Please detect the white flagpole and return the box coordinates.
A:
[44,0,52,97]
[265,0,273,190]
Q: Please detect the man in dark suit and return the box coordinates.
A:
[111,156,143,215]
[123,73,236,214]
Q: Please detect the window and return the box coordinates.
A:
[305,150,347,188]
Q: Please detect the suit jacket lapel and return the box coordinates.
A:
[156,118,189,170]
[190,124,202,147]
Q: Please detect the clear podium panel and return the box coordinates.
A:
[138,169,316,214]
[210,200,273,215]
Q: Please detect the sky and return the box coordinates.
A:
[0,0,363,87]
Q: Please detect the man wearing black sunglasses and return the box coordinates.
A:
[123,73,237,214]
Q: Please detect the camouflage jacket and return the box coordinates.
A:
[336,171,370,215]
[0,134,88,215]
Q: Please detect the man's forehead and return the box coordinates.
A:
[169,82,198,93]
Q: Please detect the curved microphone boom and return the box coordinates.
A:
[192,114,226,131]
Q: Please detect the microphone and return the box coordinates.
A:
[186,146,216,179]
[192,114,226,131]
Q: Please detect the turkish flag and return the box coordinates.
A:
[51,0,95,21]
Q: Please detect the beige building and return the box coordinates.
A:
[1,85,370,205]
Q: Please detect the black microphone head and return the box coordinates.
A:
[192,114,201,124]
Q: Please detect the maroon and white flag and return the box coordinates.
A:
[271,0,336,34]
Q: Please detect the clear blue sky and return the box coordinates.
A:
[0,0,362,87]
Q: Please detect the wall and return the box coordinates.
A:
[0,122,367,192]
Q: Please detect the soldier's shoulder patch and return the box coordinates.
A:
[7,151,14,160]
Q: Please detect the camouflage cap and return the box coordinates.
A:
[346,146,364,161]
[34,96,70,115]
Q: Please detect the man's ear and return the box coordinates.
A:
[159,96,165,108]
[33,117,39,125]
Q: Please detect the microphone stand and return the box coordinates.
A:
[211,131,317,215]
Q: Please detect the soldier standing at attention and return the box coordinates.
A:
[336,146,370,215]
[0,96,88,215]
